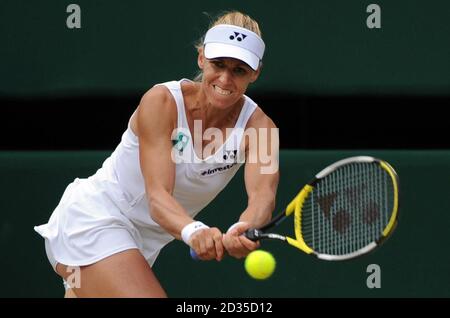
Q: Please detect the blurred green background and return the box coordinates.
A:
[1,1,449,298]
[1,150,450,297]
[1,0,449,97]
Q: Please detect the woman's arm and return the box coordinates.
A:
[223,107,280,258]
[136,86,224,260]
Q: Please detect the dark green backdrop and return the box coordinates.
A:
[1,0,449,299]
[1,150,449,297]
[1,0,449,97]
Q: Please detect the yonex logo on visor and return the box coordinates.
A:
[229,32,247,41]
[203,24,265,71]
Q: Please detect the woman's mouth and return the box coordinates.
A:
[213,85,232,96]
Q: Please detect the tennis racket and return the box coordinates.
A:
[191,156,399,261]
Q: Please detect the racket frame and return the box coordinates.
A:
[245,156,400,261]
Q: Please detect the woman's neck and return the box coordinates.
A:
[183,81,243,129]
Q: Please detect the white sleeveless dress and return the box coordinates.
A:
[34,79,257,269]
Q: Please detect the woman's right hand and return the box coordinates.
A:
[222,222,260,259]
[189,227,225,261]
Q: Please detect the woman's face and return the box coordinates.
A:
[198,51,260,109]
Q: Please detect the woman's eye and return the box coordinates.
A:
[234,67,247,75]
[212,61,224,68]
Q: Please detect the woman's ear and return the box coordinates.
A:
[197,47,205,69]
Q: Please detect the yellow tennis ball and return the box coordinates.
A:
[245,250,276,280]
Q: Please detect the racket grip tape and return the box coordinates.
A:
[244,228,260,241]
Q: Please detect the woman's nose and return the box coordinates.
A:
[218,69,233,85]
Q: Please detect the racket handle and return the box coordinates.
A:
[190,230,260,260]
[190,248,200,260]
[244,228,261,241]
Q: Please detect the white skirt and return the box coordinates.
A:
[34,177,175,271]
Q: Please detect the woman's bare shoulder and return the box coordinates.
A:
[139,85,174,109]
[246,106,277,129]
[133,85,177,136]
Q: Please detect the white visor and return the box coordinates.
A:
[203,24,265,71]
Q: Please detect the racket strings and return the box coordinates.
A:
[300,162,394,257]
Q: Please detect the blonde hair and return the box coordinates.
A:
[193,11,263,81]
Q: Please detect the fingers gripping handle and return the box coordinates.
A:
[189,229,261,260]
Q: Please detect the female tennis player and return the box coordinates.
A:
[35,11,279,297]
